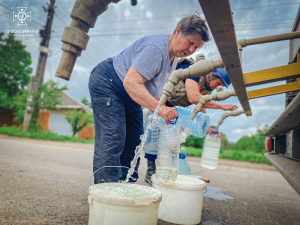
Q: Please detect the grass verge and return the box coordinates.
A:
[0,125,95,144]
[1,126,270,164]
[183,145,270,164]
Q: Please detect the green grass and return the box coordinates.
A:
[182,146,203,157]
[1,125,270,164]
[183,145,270,164]
[0,125,95,144]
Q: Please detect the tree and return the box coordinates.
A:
[220,131,230,148]
[0,32,32,109]
[183,135,205,148]
[13,81,68,128]
[81,97,92,108]
[234,124,269,153]
[66,110,94,136]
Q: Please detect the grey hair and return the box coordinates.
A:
[174,15,210,42]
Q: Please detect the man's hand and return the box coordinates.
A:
[222,104,238,111]
[158,106,178,124]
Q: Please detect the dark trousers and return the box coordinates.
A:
[144,153,157,160]
[89,58,143,183]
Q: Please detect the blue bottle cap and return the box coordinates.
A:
[211,130,218,134]
[179,152,186,159]
[169,117,178,124]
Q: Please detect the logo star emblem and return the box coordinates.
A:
[13,7,31,25]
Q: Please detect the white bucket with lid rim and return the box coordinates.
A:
[88,183,162,225]
[152,174,206,225]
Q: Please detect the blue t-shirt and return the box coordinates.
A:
[176,63,199,84]
[113,34,178,98]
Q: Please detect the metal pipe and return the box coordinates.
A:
[238,31,300,48]
[158,57,224,105]
[190,87,236,120]
[216,107,244,130]
[55,0,121,80]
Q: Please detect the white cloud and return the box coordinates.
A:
[73,64,90,74]
[146,11,152,18]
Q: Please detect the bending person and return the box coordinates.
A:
[89,15,210,184]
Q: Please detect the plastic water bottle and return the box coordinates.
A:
[143,115,164,155]
[155,120,181,184]
[142,108,152,124]
[200,130,221,169]
[174,106,210,138]
[178,152,191,175]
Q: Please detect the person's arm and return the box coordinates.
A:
[185,79,237,110]
[124,66,178,124]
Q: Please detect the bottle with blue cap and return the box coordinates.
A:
[174,106,210,138]
[200,129,221,169]
[143,113,165,155]
[155,119,184,184]
[178,147,191,175]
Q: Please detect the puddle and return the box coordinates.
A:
[204,186,234,200]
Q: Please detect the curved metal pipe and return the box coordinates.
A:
[190,86,236,120]
[159,58,224,105]
[216,107,244,130]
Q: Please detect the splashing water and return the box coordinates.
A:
[125,104,163,183]
[184,119,193,135]
[90,183,161,199]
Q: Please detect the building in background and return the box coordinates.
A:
[0,92,94,139]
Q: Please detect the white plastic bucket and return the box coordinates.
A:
[88,183,162,225]
[152,175,206,225]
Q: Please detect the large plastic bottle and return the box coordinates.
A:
[143,115,164,155]
[155,120,181,184]
[178,152,191,175]
[200,130,221,169]
[142,108,152,124]
[174,106,210,138]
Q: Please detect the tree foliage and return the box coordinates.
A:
[0,32,32,109]
[13,81,68,127]
[183,125,269,153]
[183,131,229,149]
[81,97,92,108]
[184,135,204,148]
[66,110,94,136]
[234,124,269,153]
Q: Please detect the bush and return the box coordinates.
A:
[234,125,269,153]
[183,135,204,148]
[66,110,94,136]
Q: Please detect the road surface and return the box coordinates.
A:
[0,135,299,225]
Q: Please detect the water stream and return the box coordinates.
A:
[125,104,163,183]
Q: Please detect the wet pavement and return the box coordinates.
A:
[1,135,300,225]
[203,186,234,200]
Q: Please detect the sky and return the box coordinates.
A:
[1,0,299,143]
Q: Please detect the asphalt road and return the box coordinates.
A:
[0,135,299,225]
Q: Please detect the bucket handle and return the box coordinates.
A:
[88,166,156,193]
